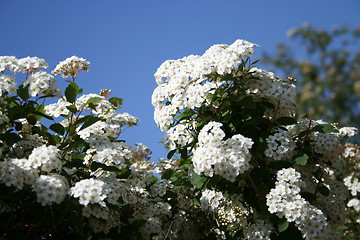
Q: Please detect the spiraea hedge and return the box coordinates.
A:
[0,40,359,239]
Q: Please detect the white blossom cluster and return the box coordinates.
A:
[45,92,140,141]
[150,179,173,197]
[152,39,257,131]
[52,55,90,78]
[243,219,273,240]
[217,195,249,230]
[200,189,224,212]
[246,67,296,118]
[297,164,349,230]
[130,200,172,239]
[105,112,139,135]
[32,174,69,206]
[1,56,48,74]
[0,56,19,73]
[201,189,249,232]
[266,168,334,239]
[0,56,60,96]
[297,120,357,169]
[17,56,48,73]
[0,75,16,94]
[10,133,46,158]
[70,178,108,207]
[344,173,360,221]
[162,121,195,150]
[264,129,296,161]
[24,71,61,97]
[192,122,253,182]
[27,145,62,172]
[0,159,37,189]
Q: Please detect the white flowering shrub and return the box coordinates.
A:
[0,56,173,239]
[0,40,359,239]
[152,40,359,239]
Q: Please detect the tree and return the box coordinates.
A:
[262,23,360,143]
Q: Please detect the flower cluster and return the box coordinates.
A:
[27,145,62,172]
[243,220,273,240]
[52,55,90,78]
[32,174,69,206]
[0,56,18,73]
[162,122,195,150]
[200,189,224,212]
[266,168,332,239]
[70,178,108,206]
[245,67,296,118]
[152,39,258,131]
[344,172,360,221]
[192,121,253,182]
[0,159,36,189]
[265,129,296,161]
[24,71,61,97]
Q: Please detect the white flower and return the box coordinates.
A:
[24,71,61,97]
[70,178,107,206]
[27,145,61,172]
[52,56,90,78]
[0,56,18,72]
[0,75,17,94]
[32,174,69,206]
[17,56,48,73]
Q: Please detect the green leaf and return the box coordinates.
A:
[176,109,194,119]
[180,148,188,159]
[312,124,338,134]
[17,84,30,101]
[79,115,100,131]
[15,121,23,131]
[66,105,77,113]
[26,115,37,125]
[117,167,131,179]
[63,158,85,168]
[221,74,236,81]
[221,109,231,118]
[300,191,317,203]
[162,169,174,180]
[239,96,256,109]
[85,97,103,105]
[90,162,121,173]
[192,198,201,207]
[278,219,289,232]
[167,149,177,159]
[294,153,309,165]
[276,117,297,125]
[318,185,330,197]
[50,123,65,135]
[65,82,79,103]
[191,173,207,188]
[0,132,21,145]
[32,111,53,120]
[47,133,61,145]
[109,97,123,109]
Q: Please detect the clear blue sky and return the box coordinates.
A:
[1,0,359,160]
